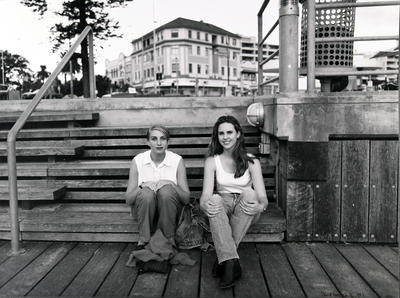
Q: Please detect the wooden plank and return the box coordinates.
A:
[336,244,399,297]
[0,241,51,288]
[83,146,260,158]
[287,141,328,180]
[235,243,269,298]
[363,245,399,278]
[369,140,398,242]
[313,141,341,241]
[286,181,313,241]
[129,267,169,297]
[309,243,377,297]
[0,146,83,156]
[62,242,125,297]
[0,111,99,123]
[199,250,233,298]
[28,242,100,296]
[0,241,11,265]
[0,186,66,201]
[282,243,340,297]
[164,249,201,297]
[0,242,75,296]
[64,191,126,201]
[256,244,305,297]
[247,204,286,233]
[95,243,138,297]
[20,232,138,242]
[341,140,369,242]
[241,233,284,242]
[0,163,48,177]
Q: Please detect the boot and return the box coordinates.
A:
[212,258,224,277]
[219,259,242,289]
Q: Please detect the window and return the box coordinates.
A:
[188,46,192,55]
[205,48,209,56]
[221,66,225,76]
[197,64,201,74]
[188,30,192,38]
[171,31,179,38]
[233,68,237,77]
[197,46,201,55]
[172,63,179,73]
[205,33,209,41]
[205,65,209,75]
[189,63,192,73]
[233,52,237,60]
[151,68,154,77]
[197,31,200,40]
[233,38,237,46]
[221,36,224,44]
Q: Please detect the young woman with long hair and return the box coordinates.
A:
[200,115,269,289]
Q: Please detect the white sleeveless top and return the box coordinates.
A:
[214,155,252,194]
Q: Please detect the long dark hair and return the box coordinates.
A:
[207,115,254,178]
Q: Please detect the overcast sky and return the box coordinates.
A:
[0,0,398,75]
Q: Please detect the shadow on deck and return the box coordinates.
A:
[0,240,398,297]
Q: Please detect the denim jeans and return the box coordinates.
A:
[208,189,260,263]
[132,184,182,245]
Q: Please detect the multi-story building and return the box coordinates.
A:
[126,17,242,96]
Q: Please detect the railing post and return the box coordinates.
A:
[88,29,96,98]
[7,136,20,254]
[258,14,264,96]
[279,0,299,93]
[307,0,316,93]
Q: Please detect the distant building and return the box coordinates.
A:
[105,18,279,96]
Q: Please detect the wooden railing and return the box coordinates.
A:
[7,26,96,254]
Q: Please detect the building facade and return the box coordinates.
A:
[105,18,279,96]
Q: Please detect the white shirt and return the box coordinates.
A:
[214,155,252,194]
[134,150,182,185]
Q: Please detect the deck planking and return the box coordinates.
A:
[0,241,397,297]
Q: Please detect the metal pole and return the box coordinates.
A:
[88,30,96,98]
[279,0,299,93]
[1,50,4,85]
[258,15,264,95]
[307,0,316,93]
[153,0,157,95]
[397,4,400,283]
[69,60,74,97]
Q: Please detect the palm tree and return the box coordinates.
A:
[36,65,50,83]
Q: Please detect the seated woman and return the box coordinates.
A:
[200,115,269,289]
[125,125,191,248]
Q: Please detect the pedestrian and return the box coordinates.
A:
[126,125,191,248]
[200,115,269,289]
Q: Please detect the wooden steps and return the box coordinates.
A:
[0,146,84,157]
[0,112,99,126]
[0,203,285,242]
[0,186,66,201]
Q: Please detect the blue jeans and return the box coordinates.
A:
[132,184,182,245]
[208,189,260,263]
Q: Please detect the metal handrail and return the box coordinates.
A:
[260,49,280,66]
[306,0,400,93]
[7,25,96,254]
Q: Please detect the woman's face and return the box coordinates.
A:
[147,129,168,155]
[217,122,240,151]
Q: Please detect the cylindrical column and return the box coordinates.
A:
[279,0,299,93]
[306,0,316,93]
[258,15,264,95]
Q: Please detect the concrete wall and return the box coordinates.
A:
[1,96,256,127]
[257,91,398,141]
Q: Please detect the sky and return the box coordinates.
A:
[0,0,398,76]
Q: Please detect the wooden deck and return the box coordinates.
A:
[0,240,397,297]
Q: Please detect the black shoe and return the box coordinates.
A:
[212,259,224,277]
[219,259,242,289]
[135,243,147,251]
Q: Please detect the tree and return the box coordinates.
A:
[0,50,32,86]
[21,0,134,97]
[95,75,111,97]
[36,65,50,83]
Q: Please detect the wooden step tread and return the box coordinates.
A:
[0,203,285,234]
[0,185,66,201]
[0,146,84,157]
[0,112,99,123]
[0,125,259,139]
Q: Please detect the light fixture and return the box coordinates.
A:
[246,102,265,128]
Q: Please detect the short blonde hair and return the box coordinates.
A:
[146,125,170,140]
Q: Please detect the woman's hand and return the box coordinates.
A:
[201,196,223,218]
[240,200,265,215]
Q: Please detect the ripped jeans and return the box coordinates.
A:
[208,189,260,263]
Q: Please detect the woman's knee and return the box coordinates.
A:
[157,184,178,203]
[136,188,156,205]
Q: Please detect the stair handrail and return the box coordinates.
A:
[7,26,96,254]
